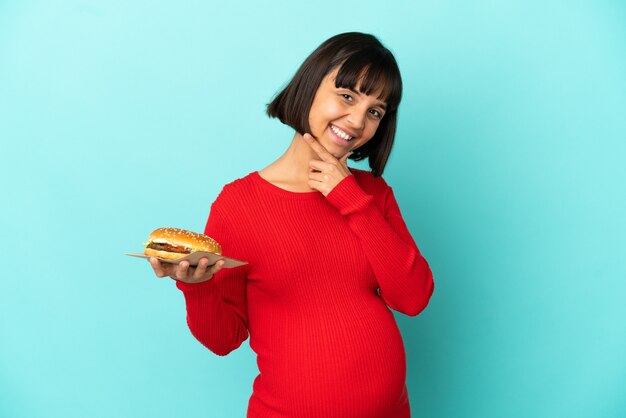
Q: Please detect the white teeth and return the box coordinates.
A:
[331,125,353,141]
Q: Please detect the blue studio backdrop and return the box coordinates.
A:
[1,1,625,417]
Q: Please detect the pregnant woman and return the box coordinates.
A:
[149,32,435,418]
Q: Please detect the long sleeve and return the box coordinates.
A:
[175,201,249,356]
[326,174,435,316]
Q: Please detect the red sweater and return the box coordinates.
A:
[176,169,434,418]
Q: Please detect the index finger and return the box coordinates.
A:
[302,133,337,163]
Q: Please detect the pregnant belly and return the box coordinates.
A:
[248,304,408,417]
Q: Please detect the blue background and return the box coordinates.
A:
[1,1,625,417]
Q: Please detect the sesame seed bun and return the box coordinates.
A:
[143,227,222,259]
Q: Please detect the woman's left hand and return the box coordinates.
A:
[303,133,352,196]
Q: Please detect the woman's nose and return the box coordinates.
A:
[347,109,366,131]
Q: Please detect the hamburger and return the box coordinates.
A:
[144,227,222,260]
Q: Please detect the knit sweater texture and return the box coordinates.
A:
[176,169,434,418]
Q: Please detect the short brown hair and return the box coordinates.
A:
[266,32,403,177]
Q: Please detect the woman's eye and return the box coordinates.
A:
[341,93,353,101]
[370,109,383,119]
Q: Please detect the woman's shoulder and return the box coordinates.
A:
[349,168,391,194]
[212,172,258,206]
[222,171,257,191]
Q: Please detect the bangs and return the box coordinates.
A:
[333,52,402,113]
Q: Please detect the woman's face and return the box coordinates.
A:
[308,67,388,158]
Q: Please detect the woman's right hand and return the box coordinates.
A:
[149,257,225,284]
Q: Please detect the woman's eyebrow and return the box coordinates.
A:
[346,87,387,109]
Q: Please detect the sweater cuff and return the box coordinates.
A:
[326,175,374,215]
[175,277,216,293]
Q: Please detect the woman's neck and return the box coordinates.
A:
[259,132,318,192]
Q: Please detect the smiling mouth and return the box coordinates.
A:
[330,124,355,142]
